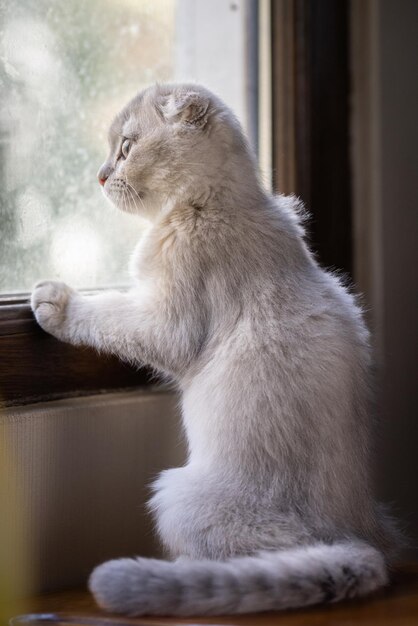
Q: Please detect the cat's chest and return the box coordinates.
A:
[129,230,173,305]
[129,227,156,281]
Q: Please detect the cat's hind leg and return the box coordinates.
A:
[148,466,313,560]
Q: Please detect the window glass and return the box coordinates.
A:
[0,0,249,293]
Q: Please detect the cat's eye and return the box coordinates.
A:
[121,139,131,159]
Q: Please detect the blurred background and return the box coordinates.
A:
[0,0,417,614]
[0,0,264,292]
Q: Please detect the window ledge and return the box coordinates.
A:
[0,295,151,407]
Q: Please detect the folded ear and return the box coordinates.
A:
[160,91,210,128]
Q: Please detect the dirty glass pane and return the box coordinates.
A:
[0,0,248,294]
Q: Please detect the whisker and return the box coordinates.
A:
[121,187,128,213]
[124,179,147,213]
[125,186,138,213]
[123,186,133,215]
[125,183,143,215]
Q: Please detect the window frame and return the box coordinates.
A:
[0,0,352,406]
[0,293,150,406]
[271,0,352,276]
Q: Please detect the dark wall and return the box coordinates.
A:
[375,0,418,557]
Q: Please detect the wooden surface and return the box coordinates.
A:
[0,300,151,406]
[4,564,418,626]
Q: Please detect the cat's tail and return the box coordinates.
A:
[89,540,388,616]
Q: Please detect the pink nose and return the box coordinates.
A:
[98,177,106,186]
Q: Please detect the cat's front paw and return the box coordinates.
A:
[31,280,75,337]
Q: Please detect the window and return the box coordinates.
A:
[0,0,258,295]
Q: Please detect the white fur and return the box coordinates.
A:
[89,541,387,616]
[31,84,396,616]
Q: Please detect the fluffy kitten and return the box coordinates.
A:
[31,83,396,616]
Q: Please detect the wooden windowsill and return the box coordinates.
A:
[0,296,152,406]
[4,564,418,626]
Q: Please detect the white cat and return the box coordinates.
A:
[31,84,397,616]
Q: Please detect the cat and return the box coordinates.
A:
[31,83,398,616]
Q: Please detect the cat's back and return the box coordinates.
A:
[206,194,368,358]
[183,196,372,432]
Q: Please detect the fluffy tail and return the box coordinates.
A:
[89,540,388,616]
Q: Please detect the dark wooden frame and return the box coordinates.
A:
[0,295,150,406]
[1,1,352,406]
[271,0,352,276]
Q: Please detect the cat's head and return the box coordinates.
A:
[97,83,251,219]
